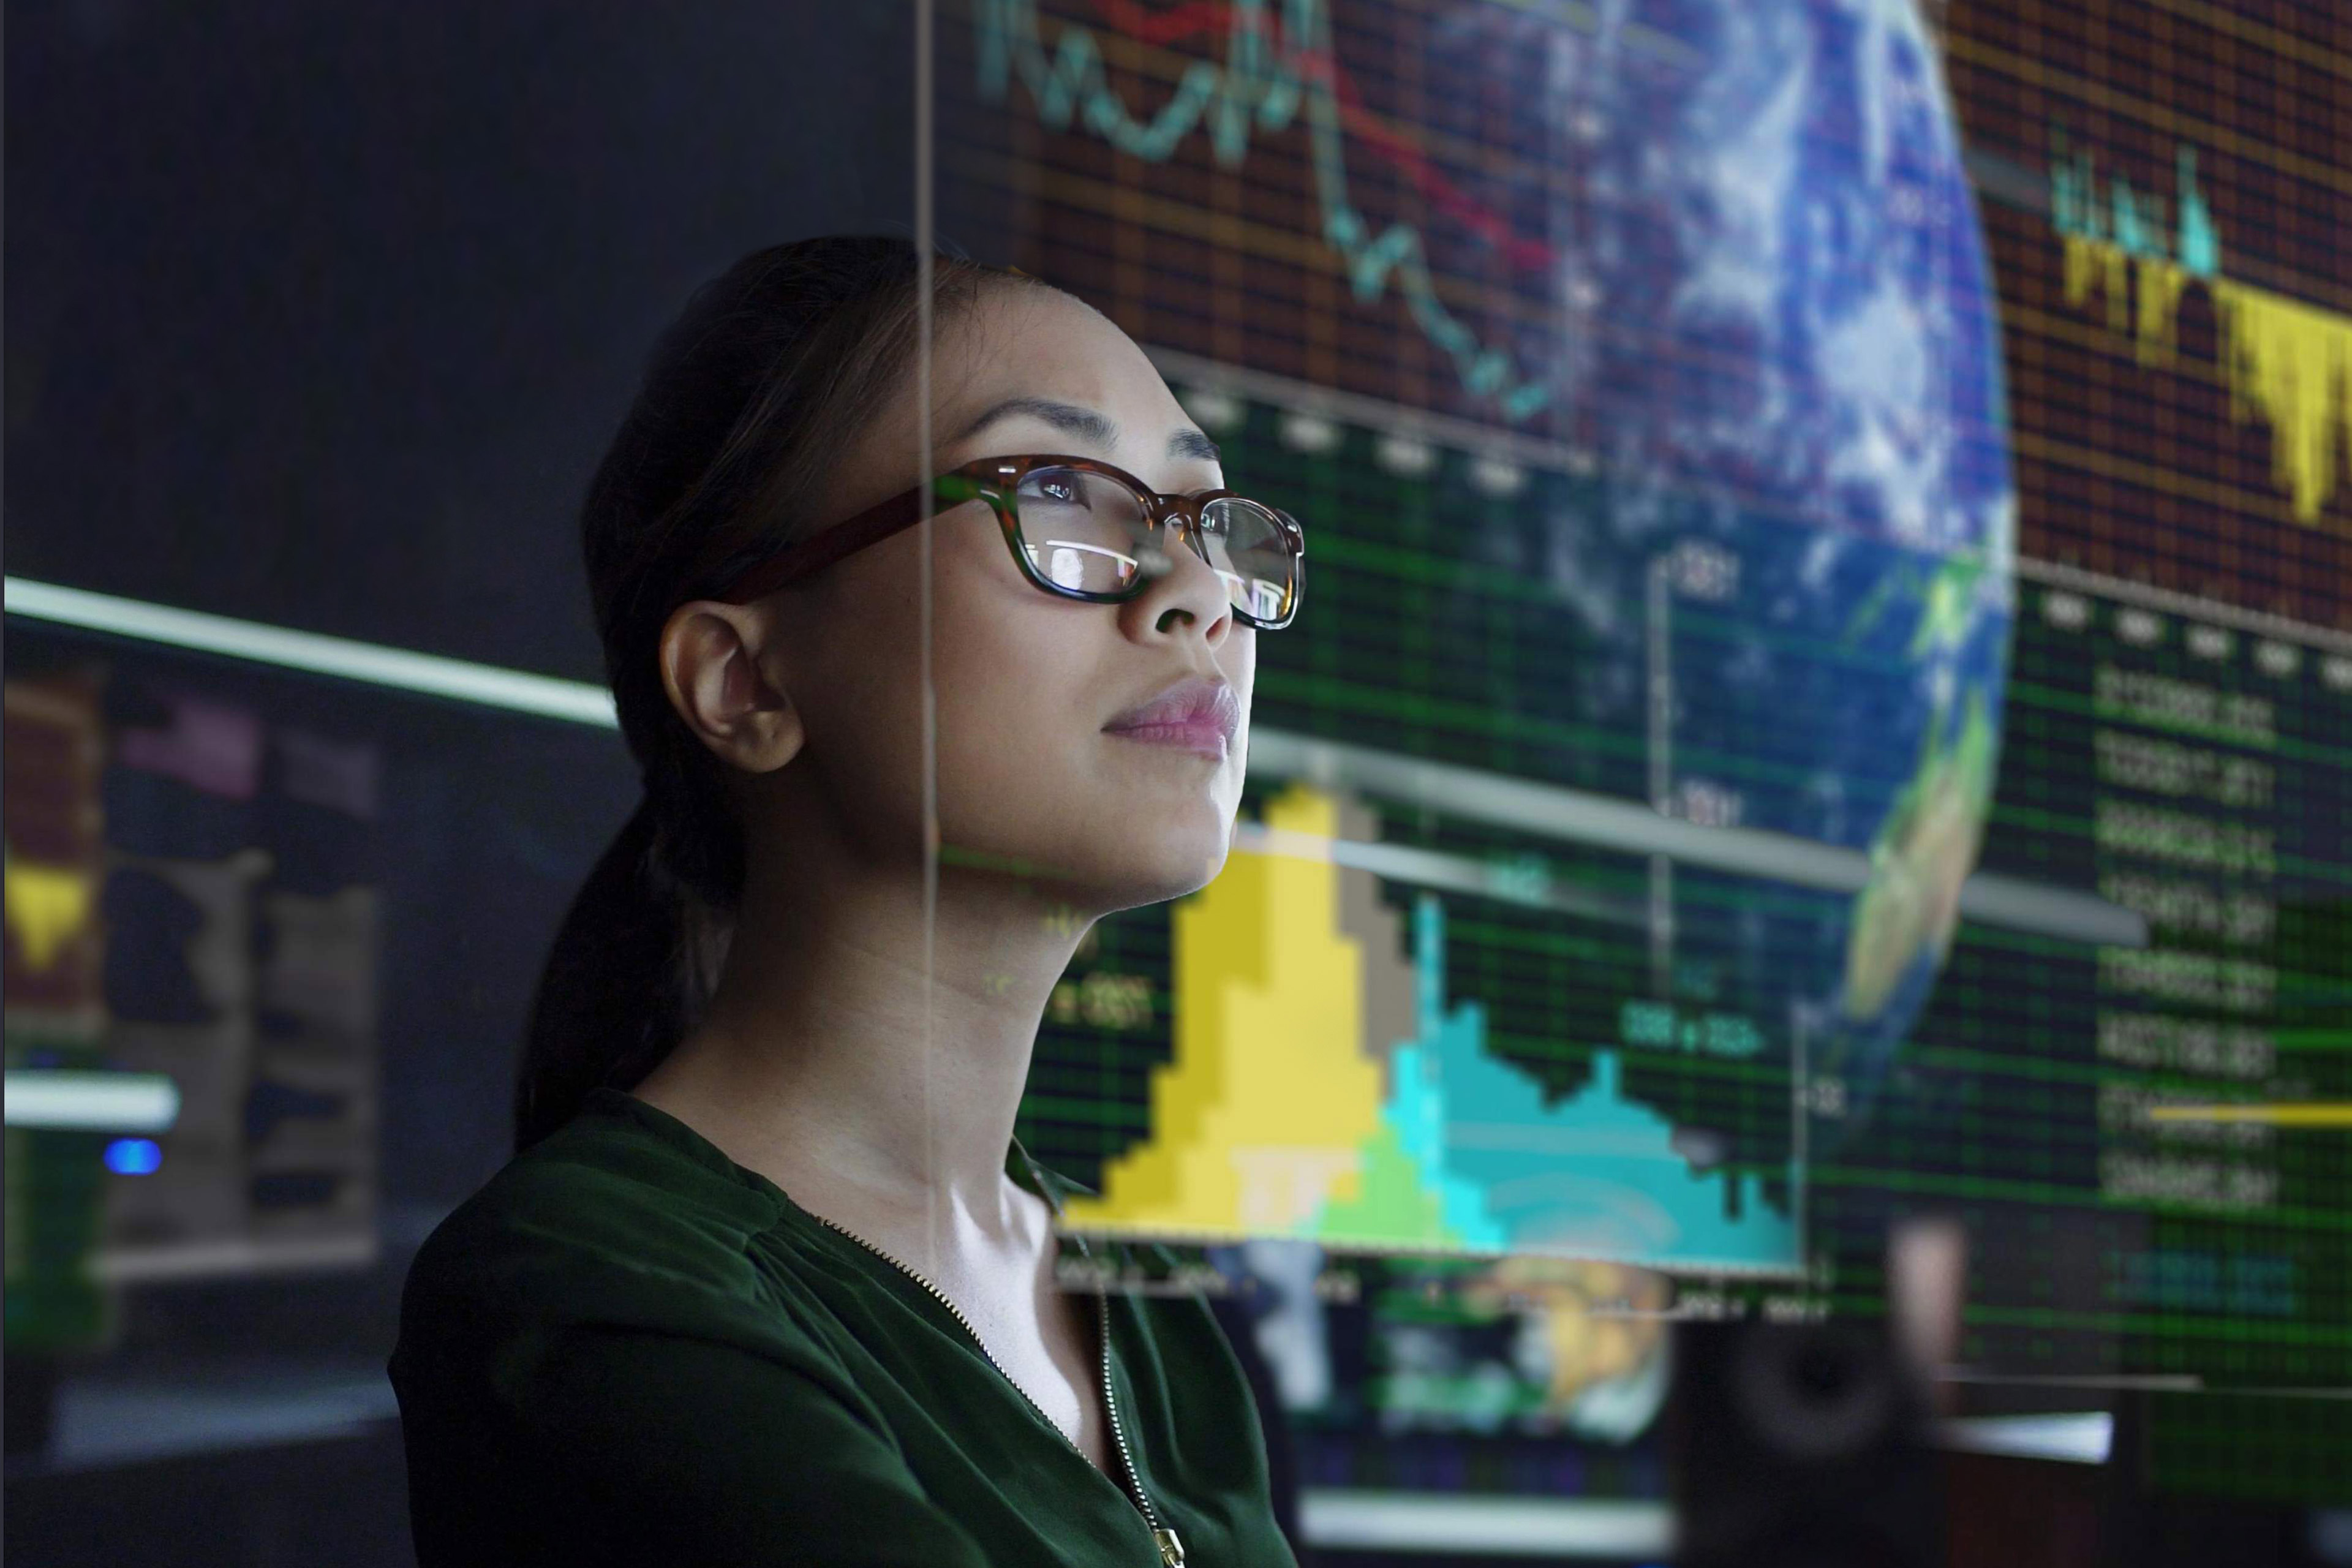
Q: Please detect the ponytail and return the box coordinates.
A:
[516,797,684,1152]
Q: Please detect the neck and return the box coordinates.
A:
[634,815,1090,1262]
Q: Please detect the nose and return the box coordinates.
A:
[1120,516,1236,644]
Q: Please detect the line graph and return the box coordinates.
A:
[1072,0,1557,272]
[972,0,1553,421]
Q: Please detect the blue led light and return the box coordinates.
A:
[104,1138,164,1175]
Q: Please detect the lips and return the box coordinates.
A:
[1103,676,1240,755]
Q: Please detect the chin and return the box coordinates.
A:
[983,772,1238,910]
[1101,828,1233,913]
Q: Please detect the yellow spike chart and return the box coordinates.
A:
[2051,137,2352,529]
[1058,783,1803,1275]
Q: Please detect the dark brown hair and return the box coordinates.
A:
[514,236,1041,1153]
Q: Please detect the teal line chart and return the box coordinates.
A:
[970,0,1555,422]
[1381,893,1803,1273]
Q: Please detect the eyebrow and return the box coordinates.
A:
[951,395,1221,464]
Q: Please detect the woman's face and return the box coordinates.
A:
[761,283,1255,911]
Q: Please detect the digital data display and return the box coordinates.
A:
[940,0,2352,1505]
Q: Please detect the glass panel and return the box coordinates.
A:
[931,0,2352,1532]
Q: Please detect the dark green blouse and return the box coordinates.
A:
[387,1087,1300,1567]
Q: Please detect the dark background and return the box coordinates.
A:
[9,0,917,679]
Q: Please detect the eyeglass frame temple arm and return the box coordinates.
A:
[710,471,995,606]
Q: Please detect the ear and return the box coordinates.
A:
[658,599,805,774]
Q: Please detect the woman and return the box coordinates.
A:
[386,236,1308,1567]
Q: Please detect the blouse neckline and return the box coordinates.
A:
[580,1085,1071,1226]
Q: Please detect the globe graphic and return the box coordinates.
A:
[1430,0,2017,1136]
[1210,0,2016,1436]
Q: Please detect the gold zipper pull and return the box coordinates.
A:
[1152,1525,1186,1567]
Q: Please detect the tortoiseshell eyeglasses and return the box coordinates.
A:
[707,453,1306,630]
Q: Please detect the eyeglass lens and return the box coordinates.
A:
[1011,466,1294,620]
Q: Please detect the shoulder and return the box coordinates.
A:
[386,1095,927,1507]
[396,1091,791,1355]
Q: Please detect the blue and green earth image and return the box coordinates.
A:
[1426,0,2017,1134]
